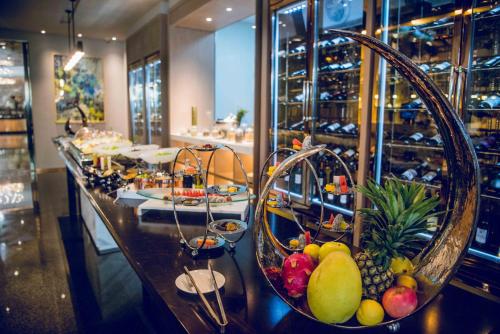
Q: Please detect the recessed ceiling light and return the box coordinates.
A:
[112,36,117,41]
[7,56,11,60]
[226,7,232,12]
[252,25,256,29]
[41,30,46,34]
[1,46,5,50]
[206,17,213,22]
[77,33,82,38]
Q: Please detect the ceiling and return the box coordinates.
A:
[175,0,255,32]
[0,0,164,40]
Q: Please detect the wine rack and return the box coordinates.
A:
[267,0,500,295]
[464,2,500,259]
[145,55,162,145]
[128,64,145,144]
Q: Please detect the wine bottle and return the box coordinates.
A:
[401,168,418,181]
[422,168,441,183]
[404,132,424,144]
[418,64,430,73]
[289,120,304,131]
[401,98,423,110]
[342,149,356,161]
[317,161,326,192]
[293,163,303,193]
[475,205,490,245]
[340,123,357,134]
[325,122,342,133]
[290,69,306,77]
[489,172,500,194]
[340,62,353,70]
[482,55,500,68]
[431,61,451,72]
[317,121,329,132]
[332,146,343,156]
[320,92,333,101]
[479,95,500,109]
[426,134,443,146]
[475,136,496,151]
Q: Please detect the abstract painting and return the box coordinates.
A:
[54,55,104,123]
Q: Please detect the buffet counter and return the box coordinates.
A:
[55,141,499,333]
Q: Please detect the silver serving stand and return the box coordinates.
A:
[172,144,251,256]
[258,143,356,252]
[254,29,480,330]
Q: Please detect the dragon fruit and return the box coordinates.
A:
[281,253,316,298]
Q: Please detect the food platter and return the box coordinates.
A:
[119,144,159,159]
[138,148,180,164]
[189,143,223,152]
[188,235,225,250]
[207,184,247,196]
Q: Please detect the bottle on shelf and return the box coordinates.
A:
[431,61,451,72]
[401,98,423,110]
[421,168,441,183]
[400,161,429,181]
[401,132,424,144]
[475,136,497,151]
[331,146,344,156]
[317,121,330,132]
[340,123,357,135]
[290,69,306,77]
[479,95,500,109]
[482,55,500,68]
[425,134,443,146]
[474,205,491,246]
[324,122,342,133]
[292,163,303,194]
[289,120,305,131]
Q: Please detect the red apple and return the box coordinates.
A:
[382,286,418,318]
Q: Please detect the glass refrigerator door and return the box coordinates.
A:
[373,1,460,236]
[309,0,366,216]
[145,57,162,145]
[271,1,309,199]
[464,2,500,262]
[128,66,145,144]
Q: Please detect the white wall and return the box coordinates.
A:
[0,29,128,169]
[215,17,255,125]
[168,26,215,132]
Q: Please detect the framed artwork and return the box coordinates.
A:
[54,55,104,123]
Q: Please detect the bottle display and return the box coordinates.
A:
[128,65,145,144]
[464,2,500,258]
[145,56,162,145]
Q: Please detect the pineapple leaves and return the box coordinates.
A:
[355,179,442,269]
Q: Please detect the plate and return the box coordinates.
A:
[207,184,247,196]
[120,144,159,159]
[209,219,248,235]
[188,236,225,250]
[189,144,223,152]
[139,148,180,164]
[175,269,225,294]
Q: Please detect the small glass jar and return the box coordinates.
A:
[244,127,254,142]
[235,128,244,143]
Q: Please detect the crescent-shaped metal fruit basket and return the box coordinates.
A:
[254,29,480,330]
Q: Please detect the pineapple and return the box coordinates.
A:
[354,179,441,300]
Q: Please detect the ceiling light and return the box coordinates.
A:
[7,56,10,60]
[77,33,82,38]
[1,46,5,50]
[111,36,117,41]
[226,7,232,12]
[41,30,46,34]
[252,25,256,29]
[206,17,213,22]
[64,41,84,72]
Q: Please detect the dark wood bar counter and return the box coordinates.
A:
[57,145,499,334]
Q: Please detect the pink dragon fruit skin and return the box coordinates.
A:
[281,253,316,298]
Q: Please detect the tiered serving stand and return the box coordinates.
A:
[171,144,252,256]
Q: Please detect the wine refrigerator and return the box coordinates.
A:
[266,0,500,298]
[127,53,163,145]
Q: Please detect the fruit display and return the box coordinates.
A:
[322,213,350,232]
[259,178,439,326]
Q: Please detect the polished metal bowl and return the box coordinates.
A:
[254,29,480,329]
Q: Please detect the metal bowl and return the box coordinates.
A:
[254,29,479,329]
